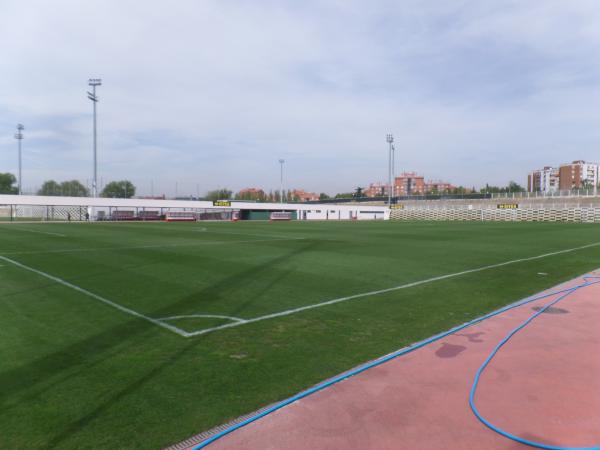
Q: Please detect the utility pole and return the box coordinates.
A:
[391,143,396,199]
[279,159,285,204]
[87,78,102,197]
[14,124,24,195]
[386,134,394,205]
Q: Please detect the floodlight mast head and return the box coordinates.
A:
[14,125,24,140]
[87,79,101,102]
[386,133,393,144]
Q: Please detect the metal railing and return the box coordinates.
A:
[490,189,599,198]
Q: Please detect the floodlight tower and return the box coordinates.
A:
[87,78,102,197]
[279,159,285,204]
[386,134,394,205]
[392,143,396,196]
[14,124,24,195]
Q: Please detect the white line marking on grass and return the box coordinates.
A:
[159,314,246,323]
[0,255,190,337]
[0,237,306,256]
[8,228,66,237]
[196,228,303,240]
[185,241,600,337]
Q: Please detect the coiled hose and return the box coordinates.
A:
[469,275,600,450]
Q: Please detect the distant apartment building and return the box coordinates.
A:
[365,182,390,197]
[527,160,598,192]
[558,160,599,190]
[394,172,426,195]
[541,167,559,192]
[365,176,454,197]
[424,180,455,193]
[527,171,541,192]
[527,166,559,193]
[236,187,266,200]
[238,187,264,195]
[291,189,319,202]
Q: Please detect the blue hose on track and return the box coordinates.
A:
[469,275,600,450]
[193,275,600,450]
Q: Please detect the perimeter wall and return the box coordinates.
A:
[391,196,600,223]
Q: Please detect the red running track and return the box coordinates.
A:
[187,272,600,450]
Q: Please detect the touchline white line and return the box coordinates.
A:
[0,255,190,337]
[184,241,600,337]
[7,228,66,237]
[0,237,306,256]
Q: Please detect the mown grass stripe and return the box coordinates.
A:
[186,241,600,336]
[0,255,190,337]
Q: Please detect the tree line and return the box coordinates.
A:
[36,179,137,198]
[0,173,137,198]
[203,188,330,202]
[348,181,527,198]
[0,173,525,200]
[5,173,596,200]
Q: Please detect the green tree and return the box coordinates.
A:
[452,186,469,195]
[319,192,330,200]
[101,180,136,198]
[38,179,89,197]
[38,180,62,196]
[235,189,266,202]
[581,180,594,191]
[480,182,525,194]
[0,173,18,194]
[60,180,89,197]
[507,181,525,193]
[205,188,232,201]
[353,186,364,198]
[335,192,353,198]
[480,184,500,193]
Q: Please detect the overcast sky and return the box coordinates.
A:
[1,0,599,196]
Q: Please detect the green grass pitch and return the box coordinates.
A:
[1,220,599,449]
